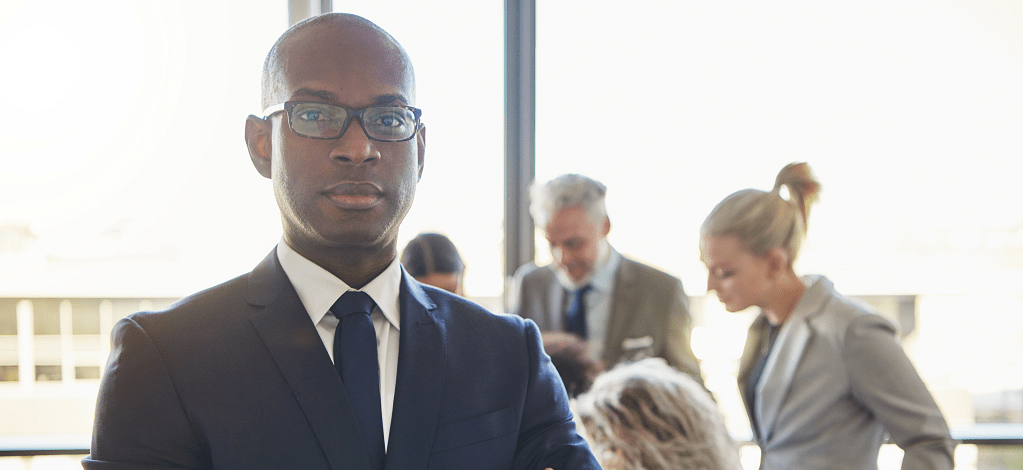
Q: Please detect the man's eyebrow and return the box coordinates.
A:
[291,88,410,106]
[370,94,411,106]
[291,88,340,102]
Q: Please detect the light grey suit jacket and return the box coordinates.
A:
[510,257,701,382]
[739,275,955,470]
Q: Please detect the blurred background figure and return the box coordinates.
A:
[400,232,465,295]
[510,174,701,383]
[542,332,604,399]
[575,357,741,470]
[700,162,955,470]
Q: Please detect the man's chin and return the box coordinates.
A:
[560,269,590,285]
[312,224,397,252]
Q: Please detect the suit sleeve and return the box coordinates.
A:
[507,266,525,315]
[83,317,208,470]
[662,279,704,385]
[509,265,541,321]
[508,270,527,318]
[842,315,956,470]
[510,320,601,470]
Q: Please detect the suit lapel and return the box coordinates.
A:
[755,316,811,442]
[602,259,635,364]
[247,249,370,470]
[383,272,446,470]
[737,315,767,440]
[545,267,566,331]
[754,276,830,443]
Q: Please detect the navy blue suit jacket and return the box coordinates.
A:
[85,249,599,470]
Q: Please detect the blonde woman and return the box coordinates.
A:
[700,163,955,470]
[575,357,741,470]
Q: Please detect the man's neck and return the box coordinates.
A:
[284,237,396,289]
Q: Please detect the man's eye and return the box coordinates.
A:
[374,112,406,128]
[297,110,325,121]
[291,103,339,122]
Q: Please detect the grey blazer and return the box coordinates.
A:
[511,257,701,382]
[739,275,955,470]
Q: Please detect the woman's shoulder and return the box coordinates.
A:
[806,276,897,335]
[829,298,898,338]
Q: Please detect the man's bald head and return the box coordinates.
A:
[259,13,415,110]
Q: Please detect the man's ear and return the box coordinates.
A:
[415,124,426,181]
[245,115,272,179]
[600,216,611,237]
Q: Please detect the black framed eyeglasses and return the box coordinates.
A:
[262,101,423,142]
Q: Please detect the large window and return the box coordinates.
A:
[1,0,506,298]
[537,0,1023,465]
[0,0,287,456]
[330,1,506,304]
[1,0,287,297]
[0,0,506,454]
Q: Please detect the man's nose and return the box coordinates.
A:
[330,118,380,165]
[706,274,716,293]
[557,246,579,264]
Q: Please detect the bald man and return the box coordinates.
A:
[86,13,598,470]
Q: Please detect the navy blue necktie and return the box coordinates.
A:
[564,284,593,339]
[331,291,385,470]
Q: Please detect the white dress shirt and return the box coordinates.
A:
[276,240,402,449]
[554,241,622,360]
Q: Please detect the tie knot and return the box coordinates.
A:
[575,284,593,297]
[331,291,377,320]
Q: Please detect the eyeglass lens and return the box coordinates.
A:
[289,102,418,141]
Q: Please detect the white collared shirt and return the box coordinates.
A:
[554,241,622,359]
[276,240,401,449]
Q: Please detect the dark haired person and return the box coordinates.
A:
[401,232,464,295]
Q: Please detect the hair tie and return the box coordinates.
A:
[770,183,791,203]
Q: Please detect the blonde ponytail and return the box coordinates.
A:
[772,162,821,231]
[701,162,821,263]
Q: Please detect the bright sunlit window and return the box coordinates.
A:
[0,0,506,461]
[537,1,1023,464]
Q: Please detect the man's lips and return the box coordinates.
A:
[324,182,383,210]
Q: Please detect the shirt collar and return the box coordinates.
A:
[276,239,402,330]
[590,245,621,293]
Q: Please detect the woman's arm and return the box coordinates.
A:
[843,314,956,470]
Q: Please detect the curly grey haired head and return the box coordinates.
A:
[575,358,742,470]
